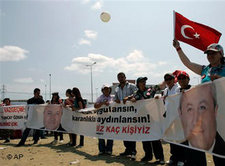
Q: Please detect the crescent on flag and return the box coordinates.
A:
[181,25,194,39]
[174,11,221,51]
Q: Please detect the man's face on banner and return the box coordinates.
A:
[43,105,62,130]
[179,84,217,150]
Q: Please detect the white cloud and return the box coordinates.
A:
[76,30,97,47]
[0,45,28,62]
[78,38,91,45]
[84,30,98,39]
[65,50,167,77]
[14,77,34,84]
[126,50,144,62]
[91,0,103,10]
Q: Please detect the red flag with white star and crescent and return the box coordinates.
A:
[174,11,222,51]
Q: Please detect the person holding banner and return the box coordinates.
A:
[130,77,165,164]
[163,73,178,117]
[94,84,114,155]
[114,72,137,160]
[175,71,207,166]
[16,88,45,147]
[64,89,76,147]
[0,98,13,143]
[72,87,86,148]
[50,92,64,145]
[173,39,225,165]
[162,73,183,165]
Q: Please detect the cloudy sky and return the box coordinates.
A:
[1,0,225,101]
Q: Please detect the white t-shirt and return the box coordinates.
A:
[163,83,178,113]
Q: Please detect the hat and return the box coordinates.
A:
[204,43,224,56]
[101,84,112,94]
[177,71,190,79]
[164,73,175,80]
[101,84,111,90]
[136,77,148,84]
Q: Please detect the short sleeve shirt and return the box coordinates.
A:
[201,64,225,83]
[27,97,44,104]
[74,97,85,109]
[163,84,178,97]
[114,82,137,101]
[96,94,113,103]
[134,85,160,101]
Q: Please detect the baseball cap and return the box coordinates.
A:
[136,77,148,84]
[101,84,111,90]
[204,43,224,56]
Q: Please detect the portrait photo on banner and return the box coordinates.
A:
[178,81,225,157]
[27,104,66,132]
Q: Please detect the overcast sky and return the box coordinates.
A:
[1,0,225,101]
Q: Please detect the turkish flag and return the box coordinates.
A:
[174,11,222,51]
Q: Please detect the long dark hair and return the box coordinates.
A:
[72,87,86,108]
[72,87,82,99]
[51,93,60,104]
[66,89,72,97]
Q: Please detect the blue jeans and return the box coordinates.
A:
[98,139,113,153]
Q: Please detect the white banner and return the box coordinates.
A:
[0,105,27,129]
[26,98,165,141]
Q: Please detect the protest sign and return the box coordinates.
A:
[0,105,26,129]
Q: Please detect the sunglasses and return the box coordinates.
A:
[207,51,217,55]
[164,77,173,81]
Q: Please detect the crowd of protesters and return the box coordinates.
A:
[1,40,225,166]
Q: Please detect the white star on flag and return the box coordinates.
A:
[193,33,200,39]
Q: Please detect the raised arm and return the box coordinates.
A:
[173,39,202,75]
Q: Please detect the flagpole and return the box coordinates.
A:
[173,10,176,39]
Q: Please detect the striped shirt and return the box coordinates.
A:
[114,82,137,101]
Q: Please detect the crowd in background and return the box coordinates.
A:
[1,40,225,166]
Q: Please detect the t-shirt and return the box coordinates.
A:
[134,85,160,100]
[163,84,178,112]
[74,97,85,109]
[27,97,44,104]
[96,94,113,103]
[163,84,178,97]
[201,64,225,83]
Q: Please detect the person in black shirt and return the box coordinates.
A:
[49,92,64,145]
[130,77,165,164]
[71,87,85,147]
[16,88,44,147]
